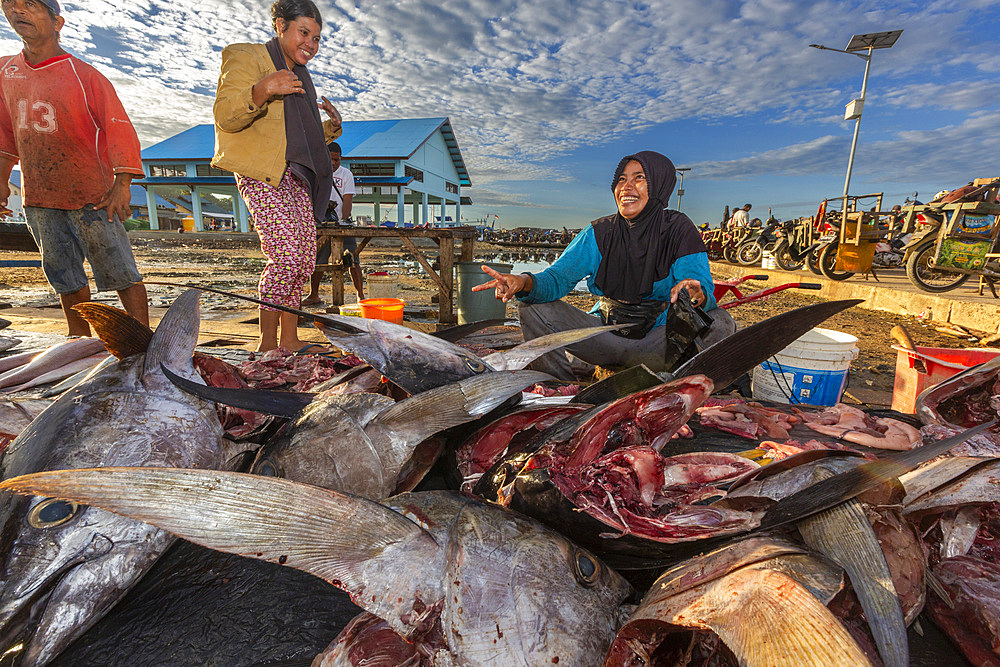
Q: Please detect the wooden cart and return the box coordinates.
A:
[900,177,1000,295]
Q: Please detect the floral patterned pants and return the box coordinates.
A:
[236,171,316,310]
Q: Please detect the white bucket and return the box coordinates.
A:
[367,274,398,299]
[761,250,777,270]
[751,327,859,406]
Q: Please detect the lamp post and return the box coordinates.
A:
[676,167,691,211]
[810,30,902,217]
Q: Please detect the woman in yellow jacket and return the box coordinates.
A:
[212,0,341,353]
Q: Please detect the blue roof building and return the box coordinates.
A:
[138,118,472,232]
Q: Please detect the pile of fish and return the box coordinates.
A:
[0,288,999,666]
[0,338,109,397]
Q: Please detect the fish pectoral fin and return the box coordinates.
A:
[73,302,152,359]
[142,281,369,335]
[0,468,443,638]
[161,364,315,417]
[366,370,552,444]
[483,325,622,370]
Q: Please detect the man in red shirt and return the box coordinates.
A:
[0,0,148,336]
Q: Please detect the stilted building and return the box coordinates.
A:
[137,118,472,232]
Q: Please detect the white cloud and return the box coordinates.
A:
[692,111,1000,185]
[0,0,995,202]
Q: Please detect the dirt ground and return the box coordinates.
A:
[0,233,990,405]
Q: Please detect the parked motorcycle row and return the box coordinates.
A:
[702,215,832,277]
[702,180,1000,295]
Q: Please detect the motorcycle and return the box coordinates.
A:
[735,217,783,266]
[771,203,836,274]
[722,226,754,264]
[872,231,911,269]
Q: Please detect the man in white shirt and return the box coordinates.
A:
[730,203,752,229]
[304,142,364,305]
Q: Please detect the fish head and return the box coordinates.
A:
[392,492,633,663]
[315,316,495,394]
[249,393,394,497]
[2,469,631,664]
[0,494,169,665]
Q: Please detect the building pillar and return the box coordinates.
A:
[373,196,380,226]
[455,196,461,226]
[236,190,249,233]
[422,191,429,226]
[396,187,405,228]
[412,201,419,226]
[191,186,204,231]
[145,187,159,230]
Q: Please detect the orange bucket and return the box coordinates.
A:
[359,298,405,324]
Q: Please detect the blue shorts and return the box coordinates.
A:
[25,206,143,295]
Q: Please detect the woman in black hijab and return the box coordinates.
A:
[475,151,735,380]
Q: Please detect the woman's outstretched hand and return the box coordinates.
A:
[471,265,532,302]
[670,279,706,307]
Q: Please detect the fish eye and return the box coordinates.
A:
[28,499,80,529]
[465,358,486,373]
[573,549,600,586]
[254,458,283,478]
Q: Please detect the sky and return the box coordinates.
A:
[2,0,999,229]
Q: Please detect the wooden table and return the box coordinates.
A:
[316,226,476,324]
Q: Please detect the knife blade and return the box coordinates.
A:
[759,418,999,531]
[670,298,863,390]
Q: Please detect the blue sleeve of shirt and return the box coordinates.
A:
[519,226,601,303]
[647,252,717,328]
[670,253,717,310]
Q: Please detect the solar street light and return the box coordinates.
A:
[676,167,691,212]
[810,30,903,215]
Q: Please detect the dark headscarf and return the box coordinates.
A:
[265,38,331,221]
[592,151,706,303]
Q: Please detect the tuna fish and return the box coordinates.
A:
[604,536,869,667]
[0,338,106,390]
[237,369,551,499]
[916,354,1000,456]
[3,353,111,394]
[0,469,633,666]
[0,290,230,666]
[151,283,621,394]
[477,376,766,562]
[312,314,618,394]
